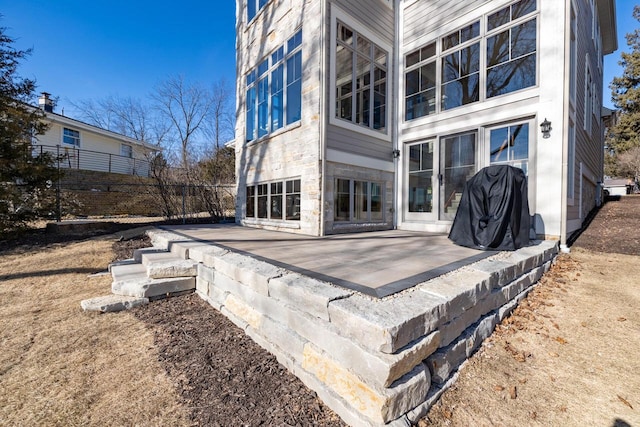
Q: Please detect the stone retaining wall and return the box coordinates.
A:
[149,230,557,426]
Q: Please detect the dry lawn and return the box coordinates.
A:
[0,237,191,426]
[422,248,640,426]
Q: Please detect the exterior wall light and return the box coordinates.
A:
[392,149,401,159]
[540,118,552,139]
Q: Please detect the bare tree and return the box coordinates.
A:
[206,79,235,150]
[71,95,169,147]
[153,75,213,168]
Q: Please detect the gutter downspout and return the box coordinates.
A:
[319,0,327,236]
[392,0,401,229]
[559,0,570,253]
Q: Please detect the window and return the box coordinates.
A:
[568,121,576,199]
[247,0,268,21]
[404,0,537,120]
[246,29,302,142]
[489,122,529,175]
[405,43,436,120]
[335,21,387,131]
[120,144,133,158]
[245,179,301,221]
[441,22,480,110]
[584,62,593,132]
[63,128,80,146]
[334,178,384,222]
[408,141,434,213]
[486,0,537,98]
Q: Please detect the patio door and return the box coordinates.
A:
[405,140,437,221]
[439,132,477,221]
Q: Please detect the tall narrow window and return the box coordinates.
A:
[405,43,436,120]
[486,0,537,98]
[285,179,301,220]
[584,63,593,132]
[335,21,387,131]
[247,0,268,21]
[257,184,268,218]
[270,182,283,219]
[246,185,256,217]
[245,29,302,143]
[441,22,480,110]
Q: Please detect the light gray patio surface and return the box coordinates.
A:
[158,224,494,298]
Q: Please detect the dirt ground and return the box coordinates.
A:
[0,196,638,426]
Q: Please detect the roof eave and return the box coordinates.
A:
[597,0,618,55]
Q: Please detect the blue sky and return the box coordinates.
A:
[2,0,637,114]
[3,1,237,116]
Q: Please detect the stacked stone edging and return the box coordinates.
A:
[147,229,557,426]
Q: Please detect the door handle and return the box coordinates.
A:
[438,174,443,186]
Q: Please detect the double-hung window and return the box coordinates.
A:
[335,21,388,131]
[245,29,302,143]
[63,128,80,146]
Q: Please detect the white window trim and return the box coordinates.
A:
[584,57,593,133]
[329,5,393,142]
[62,127,80,147]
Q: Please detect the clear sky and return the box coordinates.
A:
[1,0,637,115]
[2,1,237,116]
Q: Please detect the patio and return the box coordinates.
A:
[119,224,557,426]
[156,224,494,298]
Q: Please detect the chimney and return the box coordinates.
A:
[38,92,54,113]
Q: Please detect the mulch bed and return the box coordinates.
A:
[572,194,640,255]
[111,236,346,426]
[133,295,345,427]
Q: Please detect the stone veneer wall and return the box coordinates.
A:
[151,229,558,426]
[235,0,324,237]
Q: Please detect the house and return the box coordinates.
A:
[234,0,617,251]
[32,93,160,177]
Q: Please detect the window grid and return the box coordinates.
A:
[334,178,384,223]
[335,21,387,132]
[63,128,80,146]
[246,29,302,143]
[246,179,301,221]
[404,0,537,121]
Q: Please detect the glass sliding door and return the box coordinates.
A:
[439,132,477,220]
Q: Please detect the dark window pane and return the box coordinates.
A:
[442,31,459,50]
[257,184,268,218]
[421,62,436,90]
[460,43,480,75]
[487,30,510,67]
[286,51,302,124]
[406,69,420,96]
[421,42,436,60]
[442,52,459,83]
[460,21,479,43]
[487,53,536,97]
[488,6,510,31]
[512,0,536,20]
[511,19,537,59]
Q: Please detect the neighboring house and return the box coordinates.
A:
[234,0,617,250]
[32,93,160,177]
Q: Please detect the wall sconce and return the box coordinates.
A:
[540,118,552,139]
[392,149,401,159]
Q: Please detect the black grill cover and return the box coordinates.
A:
[448,165,530,251]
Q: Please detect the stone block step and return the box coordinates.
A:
[147,258,198,279]
[81,294,149,313]
[110,262,147,283]
[140,250,184,266]
[108,258,138,273]
[133,247,166,263]
[112,275,196,298]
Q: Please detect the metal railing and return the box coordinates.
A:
[33,144,153,177]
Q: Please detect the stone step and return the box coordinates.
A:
[112,275,196,298]
[81,294,149,313]
[108,258,138,273]
[140,250,183,266]
[133,247,166,263]
[110,262,147,282]
[147,258,198,279]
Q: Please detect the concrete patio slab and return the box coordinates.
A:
[154,224,493,298]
